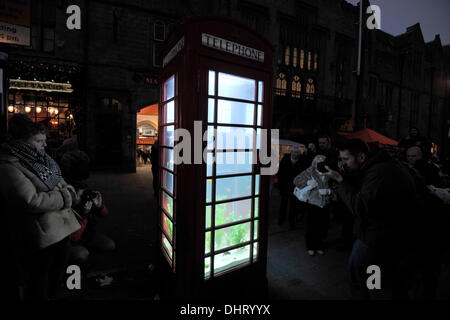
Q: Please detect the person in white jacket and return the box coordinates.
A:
[0,114,80,300]
[294,155,333,256]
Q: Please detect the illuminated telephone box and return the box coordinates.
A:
[157,16,274,299]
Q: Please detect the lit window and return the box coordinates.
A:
[284,46,290,66]
[291,76,301,98]
[275,73,287,96]
[300,49,305,69]
[293,48,298,68]
[431,142,438,157]
[305,78,315,100]
[307,51,311,70]
[160,74,177,271]
[448,120,450,138]
[314,53,318,71]
[205,70,262,279]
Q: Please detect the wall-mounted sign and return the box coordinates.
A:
[201,33,264,63]
[9,79,74,93]
[0,22,30,46]
[163,37,184,67]
[0,0,30,46]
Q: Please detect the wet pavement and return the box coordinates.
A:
[64,164,450,300]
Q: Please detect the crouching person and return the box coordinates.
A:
[68,189,116,265]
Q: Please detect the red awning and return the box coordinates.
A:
[341,128,398,147]
[139,104,158,116]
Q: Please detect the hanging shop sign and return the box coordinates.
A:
[162,37,184,67]
[9,79,74,93]
[201,33,264,62]
[0,0,30,46]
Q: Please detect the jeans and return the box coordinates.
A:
[348,239,376,299]
[348,239,410,300]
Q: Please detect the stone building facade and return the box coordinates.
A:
[2,0,449,170]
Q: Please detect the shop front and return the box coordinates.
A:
[6,60,81,153]
[137,104,158,166]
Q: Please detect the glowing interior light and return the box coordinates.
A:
[8,105,14,112]
[25,106,31,113]
[36,107,42,113]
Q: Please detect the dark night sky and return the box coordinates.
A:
[346,0,450,45]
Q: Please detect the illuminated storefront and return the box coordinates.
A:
[7,61,80,149]
[137,104,158,153]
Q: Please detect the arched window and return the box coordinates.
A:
[307,51,312,70]
[300,49,305,69]
[293,48,298,68]
[275,73,287,96]
[305,78,315,100]
[291,76,301,98]
[284,46,290,66]
[314,53,318,71]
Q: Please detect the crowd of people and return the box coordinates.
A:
[275,131,450,299]
[0,114,115,300]
[1,112,448,300]
[136,148,151,165]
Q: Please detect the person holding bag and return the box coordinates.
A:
[293,155,333,256]
[0,114,80,300]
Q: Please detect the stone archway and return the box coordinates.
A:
[137,120,158,131]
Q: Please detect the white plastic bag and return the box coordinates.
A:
[293,184,327,208]
[294,185,314,202]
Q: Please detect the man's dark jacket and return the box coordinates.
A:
[336,150,419,250]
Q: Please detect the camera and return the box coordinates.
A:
[316,162,329,173]
[81,189,97,202]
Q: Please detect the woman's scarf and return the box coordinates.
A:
[8,141,62,190]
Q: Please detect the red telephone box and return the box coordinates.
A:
[157,16,274,299]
